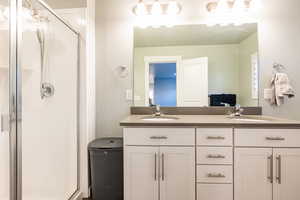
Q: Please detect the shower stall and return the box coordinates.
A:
[0,0,80,199]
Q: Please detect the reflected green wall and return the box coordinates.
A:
[238,33,259,106]
[134,44,240,106]
[134,33,258,106]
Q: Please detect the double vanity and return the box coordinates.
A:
[120,112,300,200]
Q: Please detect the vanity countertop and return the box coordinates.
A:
[120,115,300,128]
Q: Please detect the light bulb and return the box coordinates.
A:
[135,0,147,16]
[151,0,162,16]
[249,0,262,12]
[232,0,246,14]
[216,0,229,13]
[167,1,180,15]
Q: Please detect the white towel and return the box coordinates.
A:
[270,73,295,106]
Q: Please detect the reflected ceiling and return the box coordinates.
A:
[135,23,257,47]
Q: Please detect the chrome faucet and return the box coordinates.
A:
[152,104,161,116]
[149,98,162,116]
[232,104,244,117]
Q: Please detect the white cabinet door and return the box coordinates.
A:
[178,57,208,106]
[160,147,195,200]
[124,146,159,200]
[234,148,273,200]
[273,148,300,200]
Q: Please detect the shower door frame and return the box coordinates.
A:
[9,0,81,199]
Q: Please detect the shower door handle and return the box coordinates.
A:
[1,114,10,133]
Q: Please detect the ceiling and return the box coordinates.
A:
[134,23,257,47]
[44,0,86,9]
[0,0,86,8]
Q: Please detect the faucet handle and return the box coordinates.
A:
[235,104,241,110]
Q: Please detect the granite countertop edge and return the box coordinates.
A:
[120,115,300,128]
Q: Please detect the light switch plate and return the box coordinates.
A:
[126,89,133,100]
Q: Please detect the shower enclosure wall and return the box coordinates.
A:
[0,0,80,199]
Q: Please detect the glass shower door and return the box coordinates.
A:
[0,0,10,199]
[20,0,80,199]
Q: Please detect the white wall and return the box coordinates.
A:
[95,0,300,137]
[0,30,9,200]
[95,1,134,137]
[238,32,258,106]
[258,0,300,120]
[44,0,87,9]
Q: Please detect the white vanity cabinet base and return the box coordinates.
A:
[235,129,300,147]
[124,146,159,200]
[124,128,195,146]
[197,128,233,146]
[235,129,300,200]
[273,148,300,200]
[234,148,273,200]
[197,184,233,200]
[160,147,195,200]
[197,165,232,183]
[124,128,195,200]
[197,147,233,165]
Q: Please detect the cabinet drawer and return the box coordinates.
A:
[197,128,233,146]
[197,147,232,165]
[197,165,232,183]
[235,129,300,147]
[124,128,195,146]
[197,184,233,200]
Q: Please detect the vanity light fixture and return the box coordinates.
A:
[132,0,182,28]
[151,0,163,16]
[167,0,181,15]
[135,0,148,16]
[205,0,260,26]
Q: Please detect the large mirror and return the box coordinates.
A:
[133,23,259,107]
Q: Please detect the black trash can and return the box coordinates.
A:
[88,137,123,200]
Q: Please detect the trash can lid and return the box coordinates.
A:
[88,137,123,149]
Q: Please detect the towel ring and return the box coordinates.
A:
[273,63,286,72]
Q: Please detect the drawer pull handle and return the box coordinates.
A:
[154,153,157,181]
[207,154,226,159]
[207,136,225,140]
[276,155,282,184]
[267,155,273,183]
[150,136,168,139]
[265,137,285,141]
[207,173,226,178]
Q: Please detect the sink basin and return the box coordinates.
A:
[141,115,179,121]
[228,116,272,122]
